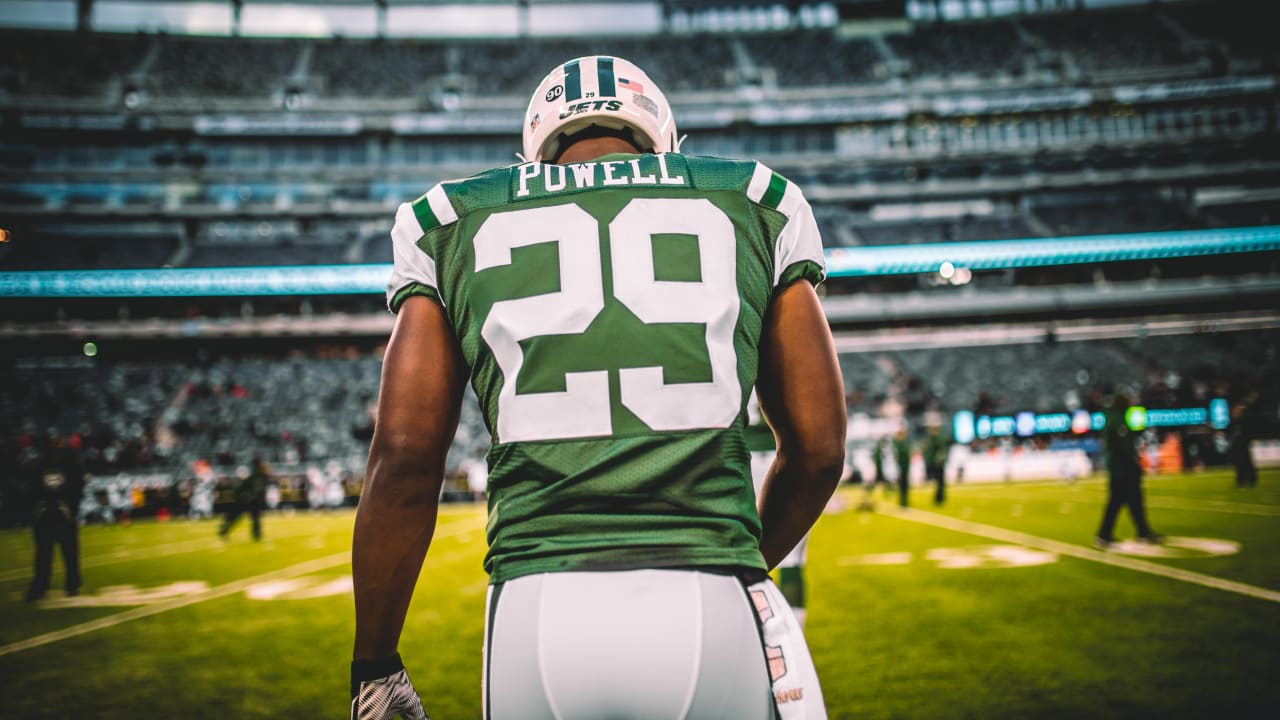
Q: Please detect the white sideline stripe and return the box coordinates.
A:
[890,509,1280,604]
[0,518,485,657]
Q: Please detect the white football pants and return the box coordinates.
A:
[482,569,825,719]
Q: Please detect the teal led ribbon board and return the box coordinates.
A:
[0,226,1277,297]
[823,225,1280,278]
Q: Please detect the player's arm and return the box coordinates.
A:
[352,294,467,662]
[754,279,846,569]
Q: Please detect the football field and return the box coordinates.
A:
[2,468,1277,719]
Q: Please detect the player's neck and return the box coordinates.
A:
[557,137,641,164]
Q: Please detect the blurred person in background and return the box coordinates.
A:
[351,55,843,720]
[461,450,488,503]
[872,435,890,493]
[307,465,327,511]
[265,477,282,512]
[189,459,217,520]
[858,436,893,511]
[219,454,270,541]
[1094,387,1162,549]
[1143,429,1159,475]
[25,430,85,602]
[922,421,948,506]
[325,459,347,509]
[893,424,912,508]
[1229,389,1260,488]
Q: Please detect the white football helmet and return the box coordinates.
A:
[522,55,679,163]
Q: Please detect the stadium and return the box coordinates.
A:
[1,0,1277,717]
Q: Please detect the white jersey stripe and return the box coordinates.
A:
[776,179,807,222]
[426,183,459,226]
[746,162,774,204]
[772,182,826,287]
[386,201,441,311]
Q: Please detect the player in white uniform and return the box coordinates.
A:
[350,56,845,719]
[307,466,327,511]
[189,463,216,520]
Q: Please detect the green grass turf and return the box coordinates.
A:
[1,468,1276,718]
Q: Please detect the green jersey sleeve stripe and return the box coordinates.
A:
[412,183,459,233]
[411,197,440,233]
[760,172,787,210]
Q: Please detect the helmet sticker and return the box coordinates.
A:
[558,99,623,120]
[618,76,645,93]
[545,85,563,102]
[632,93,660,119]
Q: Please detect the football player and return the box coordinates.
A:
[351,56,845,719]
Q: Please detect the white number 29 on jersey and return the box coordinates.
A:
[473,198,741,443]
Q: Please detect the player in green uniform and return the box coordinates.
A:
[351,55,846,720]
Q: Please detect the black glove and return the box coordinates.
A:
[350,653,429,720]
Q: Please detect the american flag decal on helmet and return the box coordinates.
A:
[618,76,645,93]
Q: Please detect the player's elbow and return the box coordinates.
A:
[371,430,438,468]
[364,436,445,504]
[783,435,846,491]
[807,443,847,491]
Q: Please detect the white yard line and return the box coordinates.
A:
[888,508,1280,604]
[948,488,1280,517]
[0,552,351,658]
[0,517,485,657]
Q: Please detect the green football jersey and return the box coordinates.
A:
[386,152,825,584]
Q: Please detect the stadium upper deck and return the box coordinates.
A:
[1,3,1269,102]
[0,1,1277,319]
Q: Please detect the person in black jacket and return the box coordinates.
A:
[1094,388,1162,549]
[1229,390,1260,488]
[25,431,86,602]
[893,425,912,508]
[219,455,270,541]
